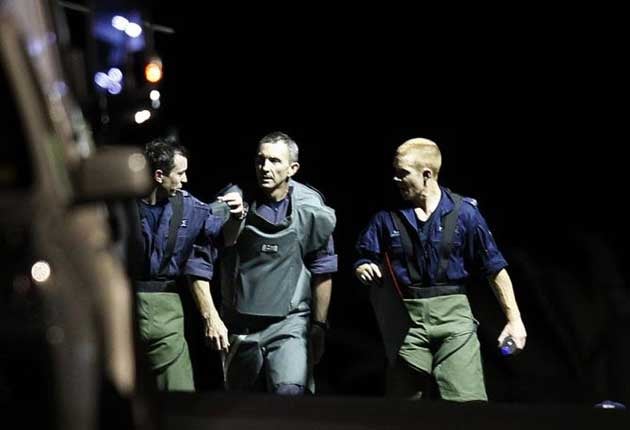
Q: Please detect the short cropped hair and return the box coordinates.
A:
[258,131,299,163]
[396,138,442,177]
[144,135,188,175]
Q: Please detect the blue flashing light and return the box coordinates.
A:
[107,67,123,82]
[94,72,110,89]
[107,82,122,95]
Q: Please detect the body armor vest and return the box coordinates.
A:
[221,181,336,318]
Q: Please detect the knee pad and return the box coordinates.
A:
[273,383,305,396]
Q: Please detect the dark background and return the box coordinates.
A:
[66,1,629,405]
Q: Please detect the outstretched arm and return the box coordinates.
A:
[489,268,527,350]
[216,192,247,246]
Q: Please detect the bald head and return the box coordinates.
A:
[395,138,442,178]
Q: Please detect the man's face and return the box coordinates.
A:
[255,142,298,194]
[393,155,427,203]
[159,153,188,196]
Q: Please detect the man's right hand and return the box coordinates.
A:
[217,192,246,219]
[203,312,230,352]
[355,263,383,286]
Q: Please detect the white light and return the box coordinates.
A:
[27,33,56,57]
[108,67,123,82]
[50,81,68,101]
[134,110,151,124]
[149,90,160,101]
[125,23,143,38]
[128,153,147,172]
[111,15,129,31]
[52,81,67,96]
[94,72,110,89]
[31,261,51,283]
[27,39,45,57]
[107,82,122,95]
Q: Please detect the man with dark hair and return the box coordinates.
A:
[355,137,527,401]
[207,131,337,396]
[132,136,244,391]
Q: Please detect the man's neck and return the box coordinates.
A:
[143,187,169,205]
[265,182,290,202]
[413,185,441,222]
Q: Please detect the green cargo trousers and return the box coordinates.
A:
[390,294,487,401]
[136,292,194,392]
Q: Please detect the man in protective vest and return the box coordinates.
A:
[354,137,527,401]
[208,131,337,395]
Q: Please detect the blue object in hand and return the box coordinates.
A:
[499,336,517,356]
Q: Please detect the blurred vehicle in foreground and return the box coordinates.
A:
[0,1,151,429]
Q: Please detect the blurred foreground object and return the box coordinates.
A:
[1,1,152,429]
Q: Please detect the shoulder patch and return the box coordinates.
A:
[463,197,478,207]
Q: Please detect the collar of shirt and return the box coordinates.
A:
[399,186,456,233]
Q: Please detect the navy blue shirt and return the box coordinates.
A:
[256,189,338,275]
[354,187,507,286]
[140,199,167,234]
[138,191,225,281]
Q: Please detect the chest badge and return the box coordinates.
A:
[261,244,279,253]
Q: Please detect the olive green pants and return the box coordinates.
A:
[391,294,487,401]
[136,292,194,392]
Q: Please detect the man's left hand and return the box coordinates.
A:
[498,318,527,351]
[309,324,326,365]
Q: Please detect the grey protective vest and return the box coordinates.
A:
[221,181,336,318]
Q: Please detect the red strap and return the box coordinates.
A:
[383,252,404,299]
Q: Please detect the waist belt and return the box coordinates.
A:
[403,285,466,299]
[135,280,177,293]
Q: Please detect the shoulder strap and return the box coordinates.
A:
[436,193,463,282]
[390,211,423,285]
[158,191,184,278]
